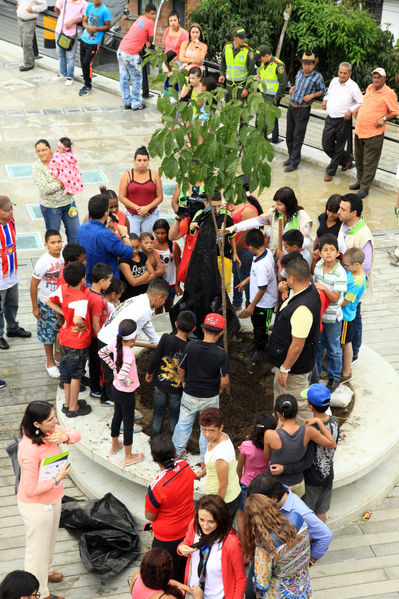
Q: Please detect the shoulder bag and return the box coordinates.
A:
[57,0,75,51]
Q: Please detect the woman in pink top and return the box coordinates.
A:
[130,547,202,599]
[162,11,188,63]
[54,0,87,84]
[98,318,145,466]
[236,412,276,539]
[17,401,81,599]
[179,23,207,71]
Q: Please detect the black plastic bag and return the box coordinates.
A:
[60,492,140,579]
[170,207,240,339]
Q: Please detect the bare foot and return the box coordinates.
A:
[124,453,145,466]
[109,440,123,455]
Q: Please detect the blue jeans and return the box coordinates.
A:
[152,386,182,438]
[117,49,143,109]
[55,32,78,78]
[316,320,343,382]
[40,202,80,243]
[125,209,160,236]
[0,283,19,337]
[352,302,362,359]
[172,391,219,460]
[232,248,253,308]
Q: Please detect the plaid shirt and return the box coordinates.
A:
[291,68,326,105]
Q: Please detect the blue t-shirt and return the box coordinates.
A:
[342,271,366,322]
[80,2,111,45]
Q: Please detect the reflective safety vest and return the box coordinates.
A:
[225,43,249,84]
[259,57,284,95]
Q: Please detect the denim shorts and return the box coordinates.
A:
[238,481,248,511]
[59,345,88,383]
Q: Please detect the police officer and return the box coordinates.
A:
[256,45,287,143]
[218,26,255,101]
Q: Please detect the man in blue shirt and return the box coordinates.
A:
[76,193,133,284]
[284,52,326,172]
[245,474,333,598]
[79,0,111,96]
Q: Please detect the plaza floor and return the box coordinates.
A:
[1,40,399,598]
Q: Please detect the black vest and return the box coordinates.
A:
[268,283,321,374]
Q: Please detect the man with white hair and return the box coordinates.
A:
[349,67,398,198]
[321,62,363,182]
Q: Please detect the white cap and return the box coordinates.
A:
[372,67,386,77]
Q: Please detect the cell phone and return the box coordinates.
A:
[109,212,119,223]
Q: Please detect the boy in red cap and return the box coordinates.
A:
[172,312,231,461]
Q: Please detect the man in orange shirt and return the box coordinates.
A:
[349,67,398,199]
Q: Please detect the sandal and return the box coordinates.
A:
[124,453,145,466]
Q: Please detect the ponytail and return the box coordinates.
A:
[115,333,123,373]
[275,394,298,419]
[115,319,137,372]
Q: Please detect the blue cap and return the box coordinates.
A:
[300,383,331,407]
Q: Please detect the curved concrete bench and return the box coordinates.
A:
[57,314,399,530]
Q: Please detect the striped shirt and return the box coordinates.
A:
[0,218,18,290]
[314,259,347,322]
[291,69,326,106]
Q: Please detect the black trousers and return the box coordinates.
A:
[263,94,279,142]
[322,116,352,175]
[285,104,311,166]
[111,386,135,445]
[98,339,114,403]
[88,336,102,393]
[251,306,274,351]
[80,40,100,87]
[152,536,187,583]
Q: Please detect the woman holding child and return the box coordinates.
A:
[17,401,81,599]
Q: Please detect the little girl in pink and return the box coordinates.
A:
[49,136,84,195]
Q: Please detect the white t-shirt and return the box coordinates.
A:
[98,292,159,345]
[32,252,64,302]
[189,534,224,599]
[249,249,278,309]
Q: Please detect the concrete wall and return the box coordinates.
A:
[381,0,399,40]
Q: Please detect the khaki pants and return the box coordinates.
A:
[273,371,313,424]
[18,499,62,598]
[354,133,384,192]
[18,18,36,68]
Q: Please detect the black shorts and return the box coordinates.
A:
[59,345,88,383]
[341,319,354,345]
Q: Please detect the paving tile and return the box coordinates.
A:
[311,568,387,591]
[371,541,399,556]
[317,545,375,564]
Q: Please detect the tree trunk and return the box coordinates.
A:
[276,4,292,58]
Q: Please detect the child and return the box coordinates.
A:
[57,242,86,290]
[172,312,232,461]
[313,194,342,271]
[98,318,144,466]
[79,0,111,96]
[119,233,154,300]
[189,190,240,292]
[30,230,64,378]
[301,384,340,522]
[85,262,113,401]
[153,219,181,313]
[237,229,278,362]
[162,50,179,103]
[236,412,277,538]
[280,229,312,270]
[314,234,347,393]
[104,277,126,316]
[146,310,196,438]
[46,261,92,417]
[341,248,366,381]
[140,232,165,280]
[48,137,84,196]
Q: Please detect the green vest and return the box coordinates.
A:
[259,57,284,95]
[225,43,249,84]
[286,213,299,231]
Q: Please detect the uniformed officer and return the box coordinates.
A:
[256,45,287,143]
[218,26,255,101]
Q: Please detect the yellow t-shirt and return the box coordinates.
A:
[279,287,313,338]
[205,436,241,504]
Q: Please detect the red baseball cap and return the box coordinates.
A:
[202,313,225,331]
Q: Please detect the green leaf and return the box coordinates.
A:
[174,127,185,150]
[162,155,178,179]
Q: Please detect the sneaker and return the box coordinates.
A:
[65,77,73,86]
[100,399,113,406]
[89,389,102,398]
[0,380,6,389]
[46,365,60,379]
[53,73,66,81]
[134,409,143,421]
[124,104,132,110]
[282,158,291,167]
[327,378,340,393]
[340,372,352,384]
[351,356,359,365]
[387,250,399,262]
[65,404,92,417]
[79,85,92,96]
[62,399,87,413]
[132,104,146,110]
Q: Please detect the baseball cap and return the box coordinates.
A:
[372,67,386,77]
[300,384,331,407]
[202,313,225,331]
[0,196,15,211]
[232,27,247,39]
[257,45,272,57]
[301,51,316,63]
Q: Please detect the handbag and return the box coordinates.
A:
[57,0,75,51]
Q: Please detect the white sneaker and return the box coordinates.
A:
[65,77,73,86]
[53,74,66,81]
[46,365,60,378]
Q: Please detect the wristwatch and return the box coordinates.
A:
[121,235,128,239]
[175,216,182,222]
[382,116,387,121]
[280,365,291,373]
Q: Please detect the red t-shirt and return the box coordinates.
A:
[119,15,154,55]
[85,287,109,336]
[57,265,86,292]
[48,284,92,349]
[145,460,197,541]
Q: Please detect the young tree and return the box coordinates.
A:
[146,50,278,349]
